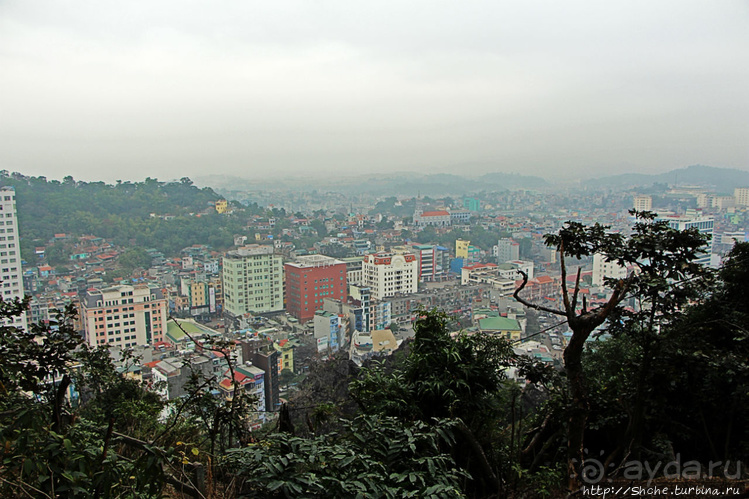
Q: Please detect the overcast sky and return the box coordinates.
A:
[1,1,748,183]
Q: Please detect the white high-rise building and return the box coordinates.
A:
[713,196,735,210]
[592,253,628,287]
[734,188,749,207]
[0,187,26,329]
[497,238,520,264]
[633,195,652,212]
[362,252,418,300]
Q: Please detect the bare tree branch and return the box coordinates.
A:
[513,270,565,316]
[570,267,582,314]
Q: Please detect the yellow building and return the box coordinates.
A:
[275,338,295,372]
[215,199,228,214]
[456,239,470,259]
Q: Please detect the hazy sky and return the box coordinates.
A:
[1,1,748,183]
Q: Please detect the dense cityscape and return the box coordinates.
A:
[0,165,748,496]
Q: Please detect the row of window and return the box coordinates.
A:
[97,327,138,336]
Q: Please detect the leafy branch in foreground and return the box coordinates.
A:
[223,415,467,498]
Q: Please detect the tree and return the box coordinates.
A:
[222,415,467,498]
[0,303,175,497]
[579,241,749,479]
[117,247,152,274]
[309,219,328,238]
[513,211,709,489]
[594,212,712,467]
[351,310,521,496]
[651,242,749,462]
[286,351,360,437]
[0,302,221,498]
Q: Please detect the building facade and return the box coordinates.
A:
[371,300,393,330]
[218,364,266,428]
[348,285,372,332]
[734,187,749,207]
[313,310,343,353]
[413,210,451,227]
[362,252,418,300]
[285,255,347,322]
[80,284,168,348]
[411,244,449,282]
[222,245,284,318]
[239,338,281,412]
[341,257,364,286]
[463,198,480,212]
[497,238,520,264]
[180,276,218,316]
[0,187,25,329]
[591,253,628,287]
[449,209,472,225]
[633,195,653,212]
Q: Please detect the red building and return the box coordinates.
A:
[285,255,347,322]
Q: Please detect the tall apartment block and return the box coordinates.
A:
[735,187,749,207]
[633,195,653,212]
[362,252,418,300]
[497,238,519,264]
[80,284,168,348]
[0,187,26,329]
[410,244,450,282]
[285,255,347,322]
[222,245,284,319]
[591,253,629,287]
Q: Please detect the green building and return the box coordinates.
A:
[463,197,480,212]
[222,245,284,318]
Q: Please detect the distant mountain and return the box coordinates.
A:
[584,165,749,194]
[194,170,549,196]
[477,172,550,189]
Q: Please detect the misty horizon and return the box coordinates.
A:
[2,1,748,183]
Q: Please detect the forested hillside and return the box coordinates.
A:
[0,173,262,260]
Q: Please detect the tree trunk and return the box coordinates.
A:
[564,322,594,491]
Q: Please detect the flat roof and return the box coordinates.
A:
[166,319,220,343]
[478,317,522,331]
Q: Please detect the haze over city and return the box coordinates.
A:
[1,0,748,183]
[3,2,749,495]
